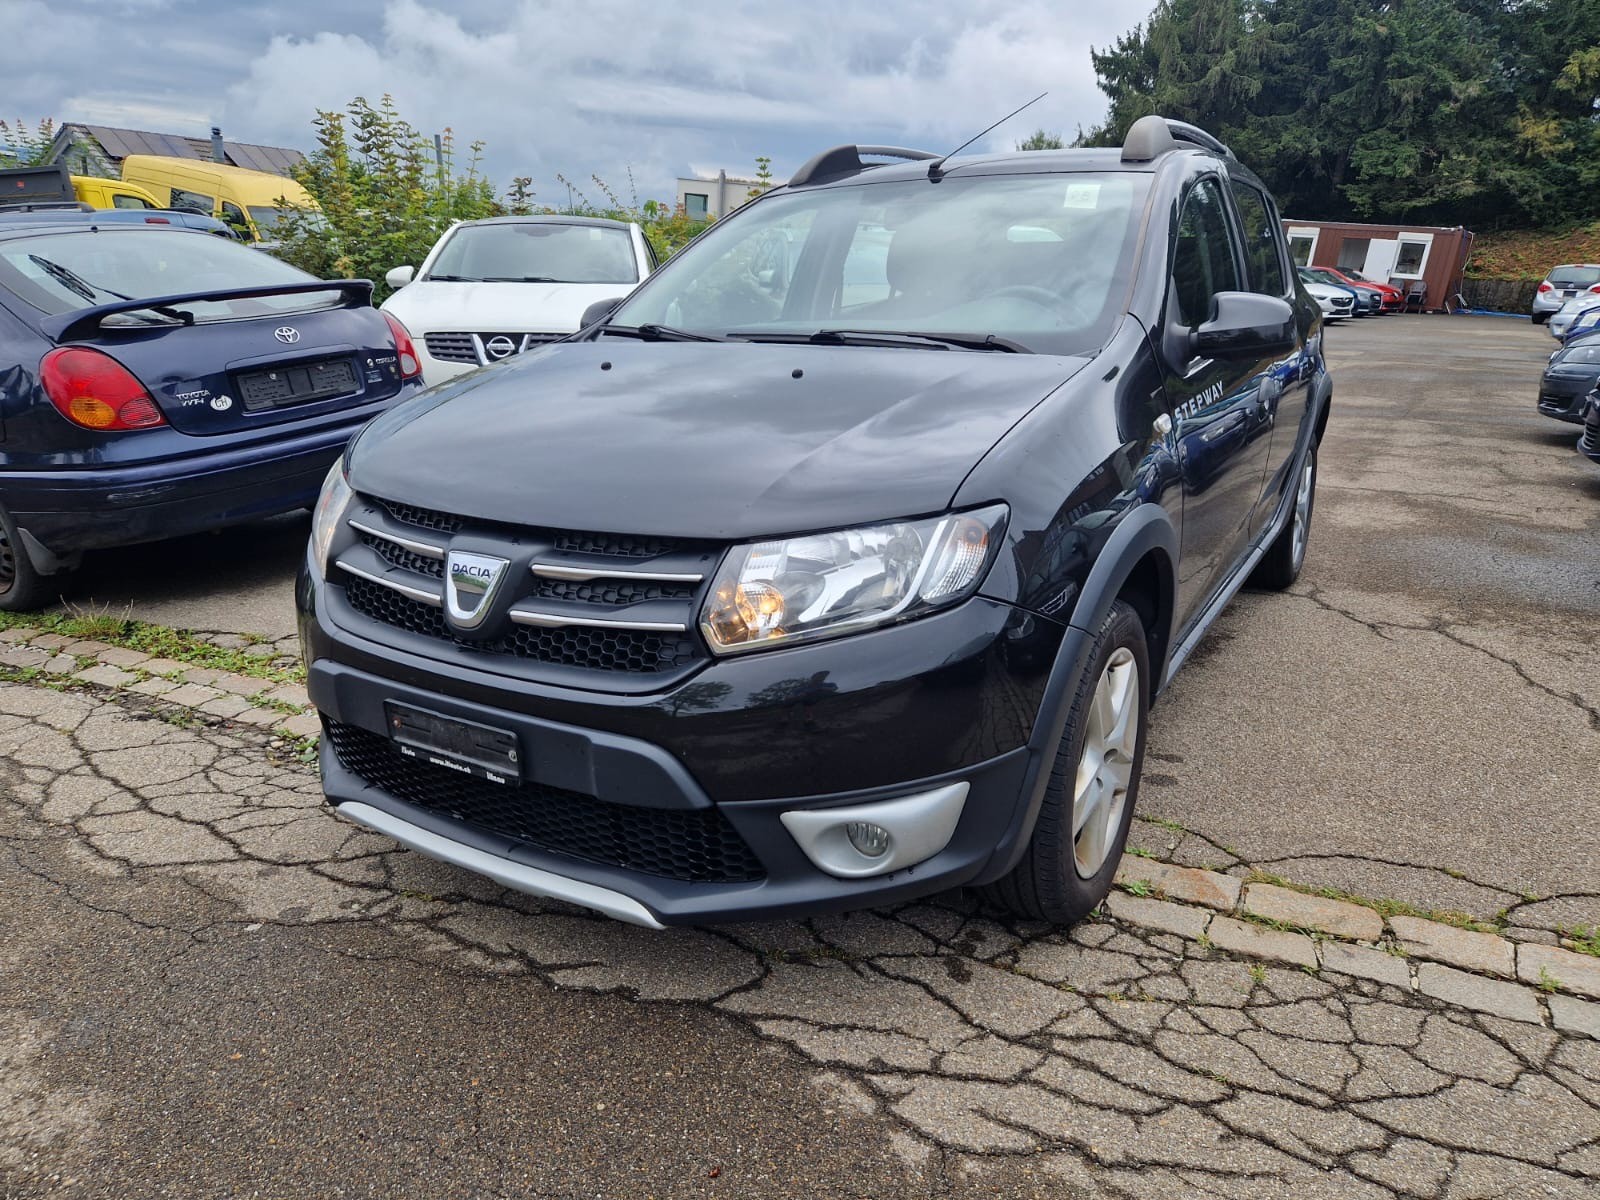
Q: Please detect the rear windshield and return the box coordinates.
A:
[426,223,638,284]
[611,172,1151,356]
[1548,266,1600,287]
[0,228,336,324]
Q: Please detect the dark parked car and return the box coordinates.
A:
[1539,334,1600,424]
[0,205,242,240]
[0,221,423,609]
[299,116,1331,928]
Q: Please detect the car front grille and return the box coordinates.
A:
[325,719,765,883]
[421,332,564,366]
[332,495,720,683]
[343,578,704,673]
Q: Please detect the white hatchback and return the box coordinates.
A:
[380,216,655,383]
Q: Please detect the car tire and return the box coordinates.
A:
[1532,313,1548,325]
[1250,443,1317,591]
[0,505,60,613]
[983,599,1149,924]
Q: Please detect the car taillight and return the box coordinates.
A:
[1538,282,1553,293]
[1589,285,1600,294]
[383,313,422,380]
[39,347,167,431]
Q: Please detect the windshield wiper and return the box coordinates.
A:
[812,329,1029,353]
[731,328,1029,353]
[600,323,732,343]
[423,274,481,282]
[29,255,193,325]
[480,275,562,283]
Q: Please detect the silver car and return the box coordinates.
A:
[1548,292,1600,340]
[1532,263,1600,323]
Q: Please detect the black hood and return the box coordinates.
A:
[349,340,1087,539]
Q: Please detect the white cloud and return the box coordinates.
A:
[14,1,1153,200]
[220,0,1147,199]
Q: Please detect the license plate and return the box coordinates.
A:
[237,358,358,412]
[384,702,520,785]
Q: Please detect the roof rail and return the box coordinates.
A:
[788,144,938,188]
[1120,115,1234,163]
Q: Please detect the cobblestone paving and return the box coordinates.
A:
[3,684,1596,1197]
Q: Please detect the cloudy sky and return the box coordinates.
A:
[9,0,1156,202]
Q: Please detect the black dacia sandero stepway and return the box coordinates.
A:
[298,116,1331,928]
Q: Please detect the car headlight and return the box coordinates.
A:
[309,459,353,578]
[700,505,1007,655]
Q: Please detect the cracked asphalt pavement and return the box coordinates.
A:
[4,317,1599,1197]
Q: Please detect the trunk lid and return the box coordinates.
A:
[50,285,408,436]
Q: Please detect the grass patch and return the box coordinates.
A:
[1142,816,1188,835]
[0,609,302,685]
[1243,870,1498,934]
[1560,925,1600,958]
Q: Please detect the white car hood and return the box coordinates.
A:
[1555,293,1600,319]
[1302,281,1346,302]
[380,279,635,335]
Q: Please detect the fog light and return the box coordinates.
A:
[846,821,891,858]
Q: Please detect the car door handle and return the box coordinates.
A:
[1153,413,1173,438]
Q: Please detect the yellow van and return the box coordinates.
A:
[71,175,164,210]
[118,155,319,243]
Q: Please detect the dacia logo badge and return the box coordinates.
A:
[444,550,510,631]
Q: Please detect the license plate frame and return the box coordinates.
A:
[384,702,520,786]
[236,357,359,412]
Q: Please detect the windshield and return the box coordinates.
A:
[0,229,335,323]
[610,173,1150,355]
[1549,266,1600,288]
[426,222,638,284]
[1555,340,1600,364]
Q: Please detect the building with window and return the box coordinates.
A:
[1282,219,1474,311]
[674,171,765,221]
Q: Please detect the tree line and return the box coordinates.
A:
[1081,0,1600,230]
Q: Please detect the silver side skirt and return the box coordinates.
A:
[336,800,666,929]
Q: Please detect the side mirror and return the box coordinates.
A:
[1189,292,1296,359]
[385,265,415,289]
[581,297,625,328]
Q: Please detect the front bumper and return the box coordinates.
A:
[1537,376,1598,423]
[1580,403,1600,464]
[300,564,1066,925]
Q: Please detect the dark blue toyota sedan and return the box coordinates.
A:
[0,219,423,610]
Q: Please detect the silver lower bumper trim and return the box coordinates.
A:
[335,800,666,929]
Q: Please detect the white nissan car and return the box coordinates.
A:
[380,216,656,383]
